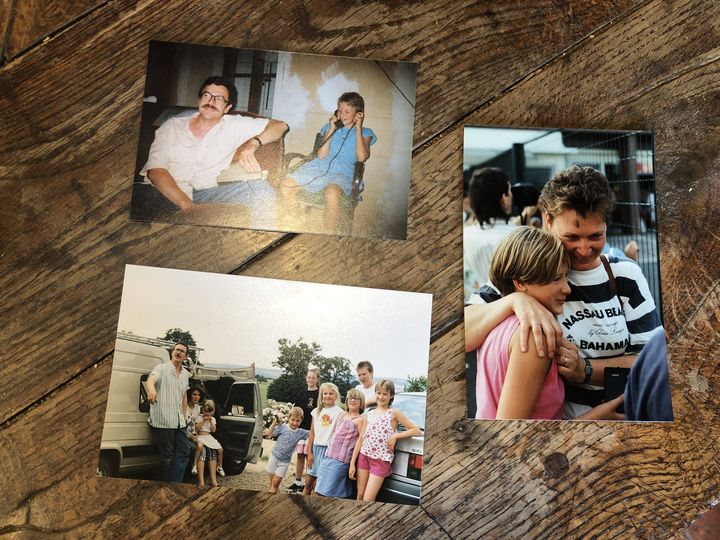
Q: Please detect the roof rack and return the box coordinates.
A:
[116,332,204,368]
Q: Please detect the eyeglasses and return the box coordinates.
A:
[200,91,229,105]
[347,396,361,401]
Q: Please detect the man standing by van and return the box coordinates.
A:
[146,342,191,483]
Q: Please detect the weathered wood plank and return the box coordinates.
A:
[0,0,630,424]
[422,325,719,539]
[0,193,286,426]
[2,313,716,538]
[458,0,720,421]
[0,316,455,538]
[207,0,643,146]
[1,0,106,61]
[0,0,14,63]
[1,0,720,537]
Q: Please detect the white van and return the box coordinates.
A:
[98,334,264,478]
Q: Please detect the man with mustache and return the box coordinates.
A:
[146,342,192,483]
[140,76,288,224]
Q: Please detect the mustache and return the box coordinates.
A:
[202,103,219,111]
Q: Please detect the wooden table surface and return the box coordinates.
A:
[2,1,719,538]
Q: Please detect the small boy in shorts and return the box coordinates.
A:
[287,368,320,493]
[263,407,310,493]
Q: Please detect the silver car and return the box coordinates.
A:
[376,391,425,505]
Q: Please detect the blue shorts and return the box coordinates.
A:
[193,181,276,226]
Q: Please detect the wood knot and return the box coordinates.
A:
[449,419,476,447]
[543,452,569,479]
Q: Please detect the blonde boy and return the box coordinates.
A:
[264,407,310,493]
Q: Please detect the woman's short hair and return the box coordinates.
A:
[338,92,364,112]
[356,360,374,374]
[538,165,616,223]
[469,167,511,227]
[345,388,366,414]
[489,227,570,296]
[375,379,396,406]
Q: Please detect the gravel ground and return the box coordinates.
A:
[128,440,302,493]
[220,439,300,494]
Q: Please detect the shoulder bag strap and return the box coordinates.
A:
[600,255,624,310]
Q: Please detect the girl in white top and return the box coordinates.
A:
[303,382,344,495]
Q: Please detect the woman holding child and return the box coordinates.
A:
[466,165,662,418]
[194,400,225,486]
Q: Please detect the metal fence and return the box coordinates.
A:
[468,128,662,319]
[560,130,661,320]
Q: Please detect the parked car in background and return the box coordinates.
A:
[98,333,264,478]
[376,391,426,506]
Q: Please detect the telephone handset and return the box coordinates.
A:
[333,110,344,129]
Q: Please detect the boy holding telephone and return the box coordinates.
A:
[281,92,377,230]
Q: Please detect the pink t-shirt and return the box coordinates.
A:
[475,315,564,420]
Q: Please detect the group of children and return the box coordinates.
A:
[263,369,420,501]
[186,386,226,487]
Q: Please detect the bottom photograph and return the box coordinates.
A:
[98,264,433,506]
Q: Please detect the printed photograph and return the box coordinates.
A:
[99,265,432,506]
[130,40,417,239]
[462,126,672,422]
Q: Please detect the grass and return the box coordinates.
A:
[259,380,270,408]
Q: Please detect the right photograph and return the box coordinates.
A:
[463,126,673,422]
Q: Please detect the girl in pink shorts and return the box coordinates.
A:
[349,379,420,502]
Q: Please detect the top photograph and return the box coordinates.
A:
[130,40,417,240]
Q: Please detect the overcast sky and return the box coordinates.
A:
[116,265,433,379]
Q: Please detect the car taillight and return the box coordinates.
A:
[407,453,422,480]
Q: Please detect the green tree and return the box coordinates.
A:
[404,374,427,392]
[267,339,321,403]
[267,338,354,404]
[315,355,354,398]
[159,328,199,369]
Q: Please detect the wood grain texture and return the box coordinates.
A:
[0,0,14,63]
[2,0,719,538]
[1,0,107,62]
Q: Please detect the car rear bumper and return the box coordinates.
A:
[377,476,421,506]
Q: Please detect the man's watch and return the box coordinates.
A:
[582,358,593,384]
